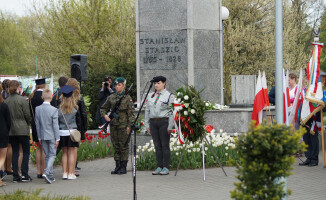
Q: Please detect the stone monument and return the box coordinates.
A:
[136,0,223,103]
[231,75,256,105]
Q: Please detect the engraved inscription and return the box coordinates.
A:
[139,35,187,69]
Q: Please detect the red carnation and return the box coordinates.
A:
[81,140,86,143]
[102,136,105,139]
[107,144,110,147]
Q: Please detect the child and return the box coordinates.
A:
[35,89,60,184]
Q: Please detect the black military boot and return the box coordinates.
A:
[111,160,121,174]
[118,161,127,175]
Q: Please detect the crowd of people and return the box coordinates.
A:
[268,71,322,167]
[0,76,88,185]
[0,75,175,187]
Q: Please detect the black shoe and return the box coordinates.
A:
[42,174,52,184]
[5,170,13,175]
[21,175,32,182]
[308,162,318,167]
[299,160,310,166]
[118,161,127,175]
[37,174,43,179]
[13,176,22,183]
[75,162,81,172]
[111,160,121,175]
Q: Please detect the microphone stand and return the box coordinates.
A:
[125,81,154,200]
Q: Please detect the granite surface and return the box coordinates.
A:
[231,75,256,104]
[136,0,222,103]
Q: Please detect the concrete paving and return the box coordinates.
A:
[0,152,325,200]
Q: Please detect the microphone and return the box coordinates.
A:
[150,79,155,83]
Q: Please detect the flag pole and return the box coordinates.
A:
[321,111,325,167]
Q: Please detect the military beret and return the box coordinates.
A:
[114,77,126,85]
[152,76,166,83]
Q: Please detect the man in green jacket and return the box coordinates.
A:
[5,80,32,182]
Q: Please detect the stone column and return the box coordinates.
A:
[136,0,222,103]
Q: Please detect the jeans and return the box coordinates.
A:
[42,140,56,178]
[150,119,170,168]
[10,136,30,179]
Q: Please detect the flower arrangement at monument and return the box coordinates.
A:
[173,86,206,143]
[136,129,239,170]
[204,101,229,110]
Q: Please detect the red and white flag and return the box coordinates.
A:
[252,71,265,126]
[283,69,290,126]
[289,68,303,125]
[300,42,325,133]
[261,71,270,106]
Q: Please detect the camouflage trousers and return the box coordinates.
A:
[110,125,130,161]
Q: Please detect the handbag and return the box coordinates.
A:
[60,109,81,143]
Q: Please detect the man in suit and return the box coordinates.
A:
[35,89,60,184]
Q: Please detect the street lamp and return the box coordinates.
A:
[220,3,229,105]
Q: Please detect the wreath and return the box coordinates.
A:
[173,86,206,143]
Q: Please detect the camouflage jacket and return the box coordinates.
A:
[100,93,135,128]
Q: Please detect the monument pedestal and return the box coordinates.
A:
[136,0,223,103]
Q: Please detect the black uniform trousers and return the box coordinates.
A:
[303,126,319,164]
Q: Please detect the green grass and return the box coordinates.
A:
[0,189,90,200]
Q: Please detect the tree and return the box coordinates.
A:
[31,0,135,76]
[0,12,34,75]
[222,0,321,104]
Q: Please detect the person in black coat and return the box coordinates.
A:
[29,78,46,178]
[96,76,115,125]
[0,84,11,186]
[268,86,275,105]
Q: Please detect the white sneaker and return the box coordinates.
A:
[62,173,68,180]
[67,174,76,180]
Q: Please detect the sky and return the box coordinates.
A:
[0,0,30,16]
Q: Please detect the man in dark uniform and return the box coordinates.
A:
[299,116,320,166]
[100,77,135,175]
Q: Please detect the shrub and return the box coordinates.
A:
[230,121,306,200]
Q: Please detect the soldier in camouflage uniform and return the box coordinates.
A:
[100,77,135,175]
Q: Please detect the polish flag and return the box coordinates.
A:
[252,71,265,126]
[261,71,270,106]
[283,69,289,126]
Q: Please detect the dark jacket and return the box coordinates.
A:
[51,88,62,108]
[0,102,11,139]
[96,86,115,123]
[268,86,275,105]
[5,93,31,136]
[30,90,44,138]
[77,96,87,140]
